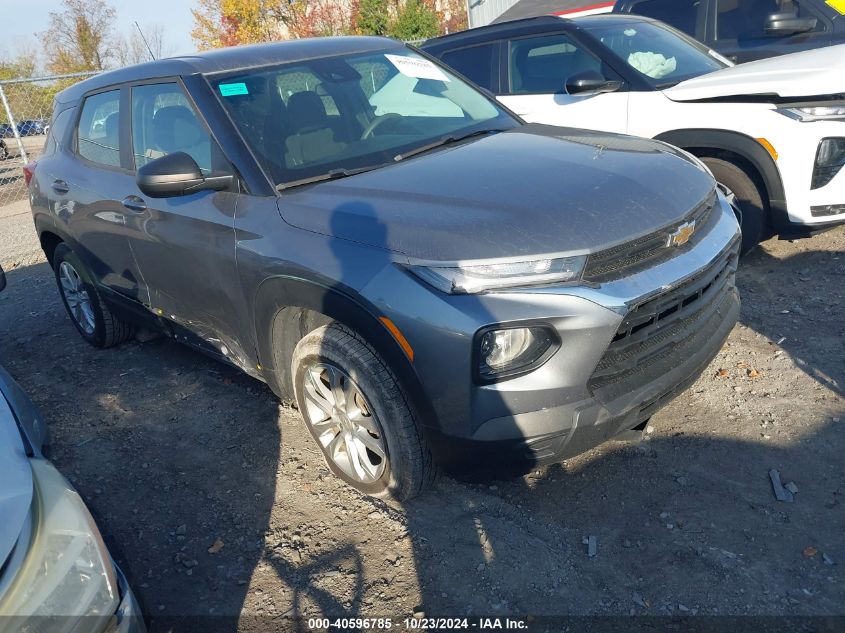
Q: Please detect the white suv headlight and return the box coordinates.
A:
[778,105,845,122]
[410,255,587,294]
[0,460,118,627]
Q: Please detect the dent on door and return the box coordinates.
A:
[126,189,254,372]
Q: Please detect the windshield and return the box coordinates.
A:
[583,20,728,88]
[209,48,516,188]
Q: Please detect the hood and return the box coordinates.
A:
[665,44,845,102]
[278,124,715,262]
[0,389,33,575]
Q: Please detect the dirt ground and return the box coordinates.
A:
[0,201,842,632]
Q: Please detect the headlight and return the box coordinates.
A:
[778,105,845,122]
[0,460,118,625]
[410,256,587,294]
[476,325,559,382]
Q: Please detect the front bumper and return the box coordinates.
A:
[393,193,742,468]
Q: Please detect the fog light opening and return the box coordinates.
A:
[812,138,845,190]
[475,325,559,383]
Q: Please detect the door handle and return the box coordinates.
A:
[51,180,69,194]
[121,196,147,213]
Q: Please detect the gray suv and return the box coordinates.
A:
[28,37,741,499]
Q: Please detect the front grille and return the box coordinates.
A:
[588,244,739,402]
[583,191,719,283]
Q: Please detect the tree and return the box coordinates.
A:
[358,0,389,36]
[191,0,278,50]
[43,0,116,73]
[388,0,439,41]
[0,54,36,82]
[439,0,468,34]
[116,24,171,66]
[274,0,359,39]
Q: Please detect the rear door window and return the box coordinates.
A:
[440,43,499,93]
[76,90,121,168]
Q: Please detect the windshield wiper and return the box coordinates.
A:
[393,129,503,162]
[276,165,379,191]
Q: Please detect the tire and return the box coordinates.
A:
[0,142,7,161]
[292,323,436,500]
[53,243,133,348]
[701,157,768,256]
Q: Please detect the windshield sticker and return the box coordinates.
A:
[219,82,249,97]
[826,0,845,13]
[385,54,450,82]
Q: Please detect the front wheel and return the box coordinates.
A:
[292,324,436,500]
[701,157,768,256]
[53,243,133,348]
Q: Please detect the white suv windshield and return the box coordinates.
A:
[584,21,728,88]
[210,48,516,188]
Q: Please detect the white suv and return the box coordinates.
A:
[423,15,845,253]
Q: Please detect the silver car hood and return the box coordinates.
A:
[0,393,32,573]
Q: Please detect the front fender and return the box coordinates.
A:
[252,274,437,428]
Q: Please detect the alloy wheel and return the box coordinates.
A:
[302,363,387,483]
[59,261,96,335]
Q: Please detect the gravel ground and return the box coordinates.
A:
[0,203,843,631]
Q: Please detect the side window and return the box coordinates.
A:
[440,43,498,92]
[41,107,74,158]
[77,90,121,168]
[508,34,603,95]
[629,0,700,36]
[131,83,214,174]
[716,0,777,39]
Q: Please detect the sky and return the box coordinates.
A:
[5,0,198,66]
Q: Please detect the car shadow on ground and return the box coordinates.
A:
[0,237,842,632]
[737,244,844,397]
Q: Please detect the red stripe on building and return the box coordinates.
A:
[551,2,615,15]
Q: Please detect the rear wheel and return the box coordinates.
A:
[292,323,436,500]
[0,142,7,160]
[53,243,133,348]
[701,157,768,255]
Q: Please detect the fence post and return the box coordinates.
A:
[0,84,28,165]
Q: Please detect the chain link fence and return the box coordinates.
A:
[0,72,98,208]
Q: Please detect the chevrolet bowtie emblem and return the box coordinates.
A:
[668,221,696,247]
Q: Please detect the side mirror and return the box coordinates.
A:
[565,70,622,96]
[764,12,817,36]
[0,264,6,293]
[136,152,233,198]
